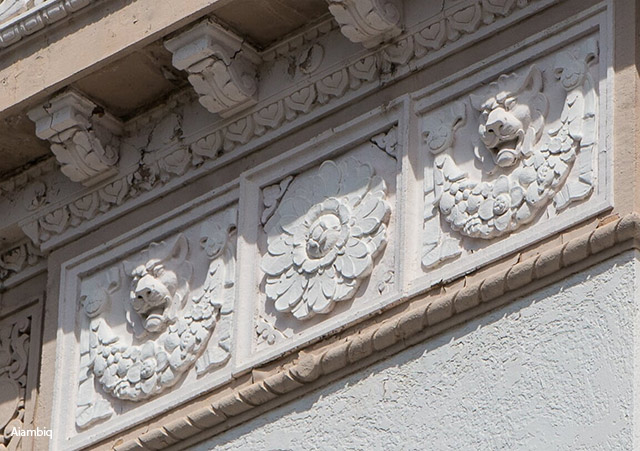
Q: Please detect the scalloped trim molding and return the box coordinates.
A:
[111,212,638,450]
[19,0,560,252]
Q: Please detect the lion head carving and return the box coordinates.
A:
[470,66,549,168]
[124,235,192,336]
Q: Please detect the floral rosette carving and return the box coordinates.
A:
[262,158,389,320]
[424,38,598,243]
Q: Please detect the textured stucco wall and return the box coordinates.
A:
[195,252,638,450]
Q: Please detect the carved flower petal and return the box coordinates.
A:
[266,234,290,256]
[317,160,342,199]
[312,274,336,314]
[301,255,324,273]
[333,276,357,301]
[346,237,369,259]
[273,274,307,312]
[292,245,307,267]
[478,199,495,221]
[261,252,293,276]
[517,167,537,187]
[141,374,157,395]
[141,342,155,360]
[353,196,388,237]
[466,194,482,213]
[127,363,142,384]
[278,197,311,228]
[265,269,293,299]
[337,238,372,279]
[291,299,311,319]
[340,160,374,207]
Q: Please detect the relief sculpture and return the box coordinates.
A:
[0,315,33,451]
[422,38,598,268]
[261,155,390,320]
[75,207,237,428]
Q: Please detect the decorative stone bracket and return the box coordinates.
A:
[327,0,403,49]
[165,21,261,118]
[27,91,122,187]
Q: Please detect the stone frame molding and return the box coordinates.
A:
[52,185,239,451]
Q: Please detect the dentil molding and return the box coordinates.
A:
[27,90,122,187]
[165,21,261,118]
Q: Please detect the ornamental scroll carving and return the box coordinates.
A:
[165,21,261,118]
[0,314,34,451]
[422,38,598,269]
[261,154,390,321]
[27,91,122,187]
[75,207,237,429]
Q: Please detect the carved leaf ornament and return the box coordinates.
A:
[424,39,598,244]
[262,158,390,320]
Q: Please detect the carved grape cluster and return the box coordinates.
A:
[438,118,578,239]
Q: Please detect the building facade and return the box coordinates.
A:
[0,0,637,449]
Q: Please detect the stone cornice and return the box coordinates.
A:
[112,213,638,450]
[0,0,95,50]
[17,0,561,252]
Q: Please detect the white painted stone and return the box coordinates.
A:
[234,105,401,370]
[27,91,122,187]
[51,190,239,450]
[165,21,261,118]
[413,20,611,295]
[196,252,637,450]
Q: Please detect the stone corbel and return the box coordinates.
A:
[27,91,122,187]
[327,0,403,49]
[165,21,261,118]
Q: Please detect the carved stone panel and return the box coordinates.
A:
[0,301,42,451]
[236,108,401,368]
[416,32,609,286]
[52,196,238,450]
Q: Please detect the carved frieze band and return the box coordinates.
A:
[165,21,261,118]
[19,0,552,250]
[27,91,123,187]
[116,213,638,451]
[327,0,403,49]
